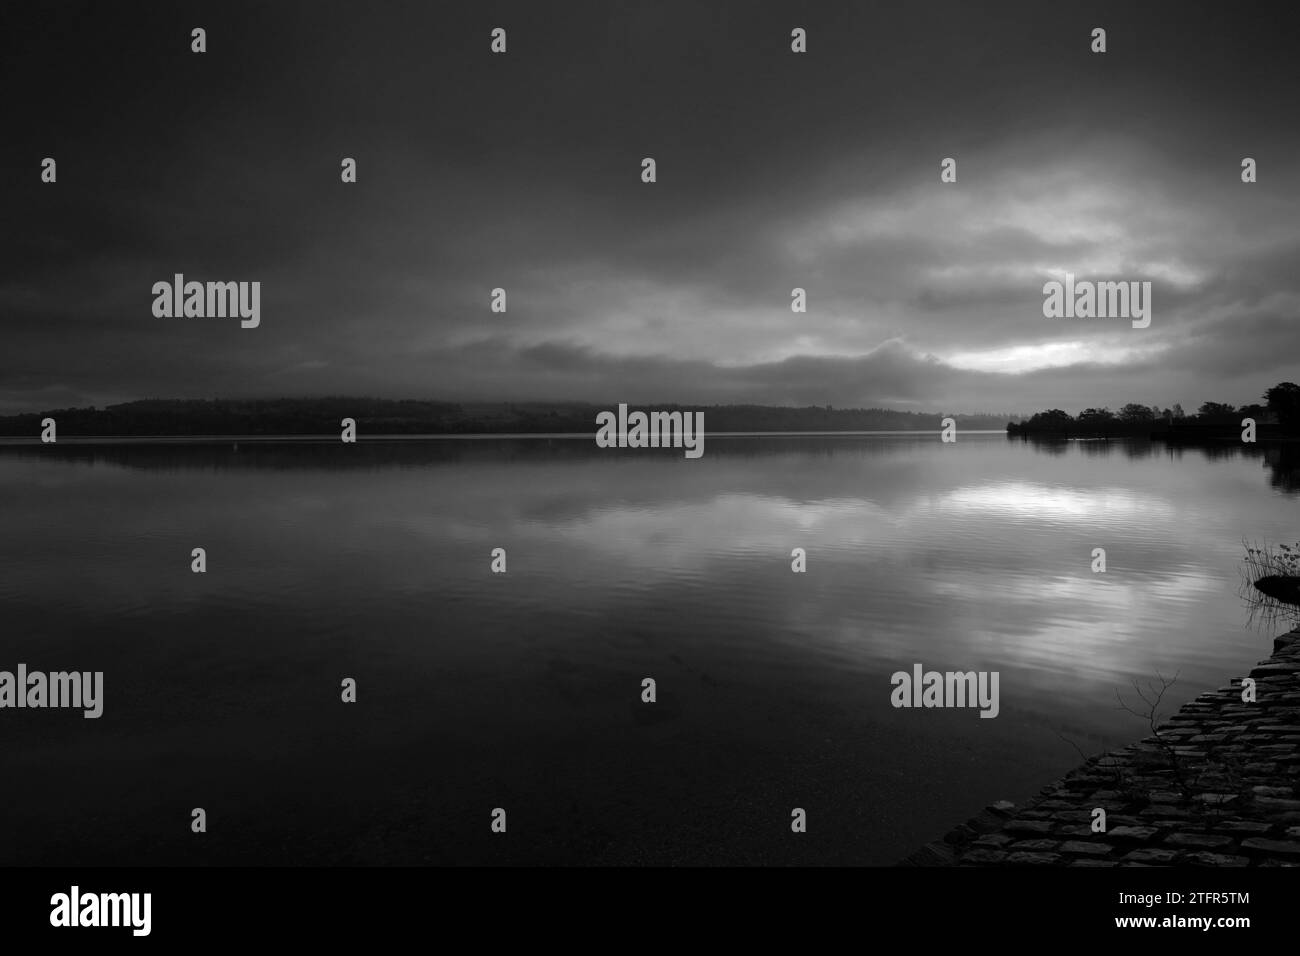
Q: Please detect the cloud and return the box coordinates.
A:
[3,1,1300,415]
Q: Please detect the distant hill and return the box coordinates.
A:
[0,398,1019,437]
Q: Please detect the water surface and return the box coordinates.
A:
[1,434,1295,864]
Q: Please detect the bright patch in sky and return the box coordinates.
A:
[943,339,1165,373]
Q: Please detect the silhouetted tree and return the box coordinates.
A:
[1077,407,1116,427]
[1265,382,1300,433]
[1026,409,1073,432]
[1119,403,1156,423]
[1198,401,1236,417]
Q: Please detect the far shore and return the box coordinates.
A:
[0,430,1013,444]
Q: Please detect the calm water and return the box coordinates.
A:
[1,434,1297,865]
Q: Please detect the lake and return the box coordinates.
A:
[0,433,1296,865]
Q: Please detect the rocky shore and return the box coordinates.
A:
[902,627,1300,866]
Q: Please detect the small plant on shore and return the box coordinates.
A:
[1242,539,1300,578]
[1240,538,1300,629]
[1059,668,1265,816]
[1116,672,1190,793]
[1116,672,1261,815]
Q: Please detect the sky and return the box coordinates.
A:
[3,0,1299,415]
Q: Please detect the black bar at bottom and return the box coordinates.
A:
[2,866,1276,942]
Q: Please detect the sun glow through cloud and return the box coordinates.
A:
[943,340,1167,374]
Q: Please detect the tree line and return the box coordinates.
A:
[1008,383,1300,436]
[0,397,1018,437]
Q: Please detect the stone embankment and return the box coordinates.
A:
[903,627,1300,866]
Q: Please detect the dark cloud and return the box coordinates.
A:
[3,0,1299,415]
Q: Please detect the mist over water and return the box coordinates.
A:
[0,433,1294,864]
